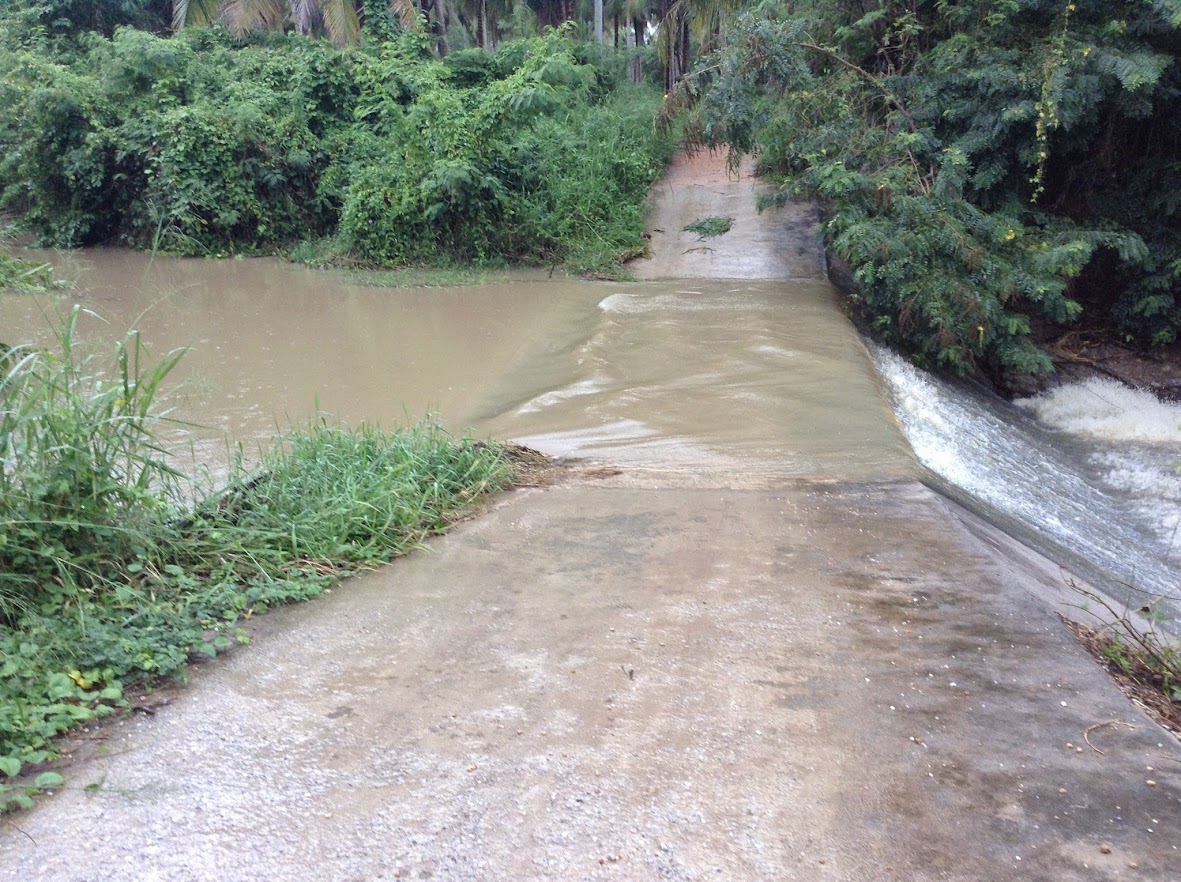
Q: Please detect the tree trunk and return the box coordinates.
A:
[432,0,449,56]
[478,0,490,49]
[630,17,644,84]
[594,0,603,43]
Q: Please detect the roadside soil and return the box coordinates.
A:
[1061,617,1181,740]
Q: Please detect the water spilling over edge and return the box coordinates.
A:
[872,344,1181,617]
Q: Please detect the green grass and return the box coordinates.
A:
[0,252,62,293]
[683,216,734,239]
[0,308,513,811]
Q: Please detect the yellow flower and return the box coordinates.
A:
[1004,229,1017,241]
[69,670,94,690]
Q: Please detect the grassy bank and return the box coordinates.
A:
[0,309,513,811]
[0,251,59,294]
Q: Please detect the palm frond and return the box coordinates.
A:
[223,0,286,36]
[320,0,361,45]
[388,0,421,31]
[173,0,222,31]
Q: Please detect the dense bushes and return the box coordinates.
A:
[0,25,355,253]
[337,31,669,269]
[681,0,1181,376]
[0,16,672,272]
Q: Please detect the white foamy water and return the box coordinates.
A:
[873,345,1181,609]
[1016,377,1181,445]
[1018,378,1181,550]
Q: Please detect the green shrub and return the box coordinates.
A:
[0,307,512,807]
[336,31,674,271]
[682,1,1181,375]
[0,18,669,272]
[0,25,356,252]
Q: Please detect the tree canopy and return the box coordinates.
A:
[677,0,1181,377]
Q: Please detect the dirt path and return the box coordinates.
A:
[2,153,1178,881]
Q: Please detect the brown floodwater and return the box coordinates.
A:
[0,248,914,482]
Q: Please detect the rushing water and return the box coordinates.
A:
[4,247,1178,614]
[0,248,912,484]
[874,345,1181,612]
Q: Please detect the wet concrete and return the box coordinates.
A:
[628,151,826,282]
[1,154,1178,880]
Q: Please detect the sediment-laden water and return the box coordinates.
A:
[4,246,1177,613]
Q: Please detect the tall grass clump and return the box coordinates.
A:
[0,307,187,622]
[1,309,512,810]
[0,252,60,293]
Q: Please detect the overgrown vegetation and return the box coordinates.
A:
[0,8,673,274]
[677,0,1181,379]
[1066,582,1181,737]
[0,253,60,293]
[0,309,513,811]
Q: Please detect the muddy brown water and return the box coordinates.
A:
[0,248,914,484]
[5,154,1178,882]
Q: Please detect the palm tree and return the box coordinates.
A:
[172,0,362,46]
[657,0,739,88]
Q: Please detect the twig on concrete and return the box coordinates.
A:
[1083,720,1135,755]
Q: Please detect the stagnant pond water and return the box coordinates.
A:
[3,247,1179,615]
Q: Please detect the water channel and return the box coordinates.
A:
[3,244,1179,617]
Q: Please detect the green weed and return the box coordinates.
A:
[0,253,61,293]
[0,308,513,811]
[1069,581,1181,717]
[683,216,733,239]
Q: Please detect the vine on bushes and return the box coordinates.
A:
[0,16,672,273]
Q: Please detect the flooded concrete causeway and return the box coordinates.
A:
[1,153,1177,881]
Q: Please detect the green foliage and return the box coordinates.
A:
[0,310,513,809]
[682,1,1181,375]
[0,24,356,252]
[683,215,733,238]
[0,253,61,293]
[0,17,671,273]
[335,30,674,272]
[0,0,171,39]
[0,307,187,624]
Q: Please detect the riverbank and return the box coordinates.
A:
[1016,329,1181,402]
[0,319,516,811]
[3,149,1177,880]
